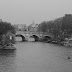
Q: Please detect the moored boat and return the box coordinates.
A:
[2,43,16,50]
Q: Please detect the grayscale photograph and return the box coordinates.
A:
[0,0,72,72]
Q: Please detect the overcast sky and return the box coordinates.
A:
[0,0,72,25]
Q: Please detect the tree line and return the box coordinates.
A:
[0,21,15,41]
[37,14,72,41]
[0,21,15,35]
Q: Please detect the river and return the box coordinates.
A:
[0,37,72,72]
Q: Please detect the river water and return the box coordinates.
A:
[0,38,72,72]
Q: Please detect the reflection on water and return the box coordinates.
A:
[0,50,16,72]
[0,42,72,72]
[15,37,35,42]
[0,50,16,56]
[28,38,34,41]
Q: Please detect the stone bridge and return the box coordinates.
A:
[15,31,53,41]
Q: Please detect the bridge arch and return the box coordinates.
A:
[29,35,39,41]
[15,34,25,41]
[43,36,52,41]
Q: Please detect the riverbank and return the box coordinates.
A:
[39,38,68,46]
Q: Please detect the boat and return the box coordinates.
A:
[2,43,16,50]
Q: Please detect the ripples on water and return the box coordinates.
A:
[0,40,72,72]
[0,50,16,72]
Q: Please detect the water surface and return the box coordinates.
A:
[0,41,72,72]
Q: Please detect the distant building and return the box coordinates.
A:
[13,24,19,31]
[28,24,39,32]
[22,24,28,31]
[18,24,24,31]
[17,24,28,31]
[28,24,34,32]
[13,24,28,31]
[28,20,39,32]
